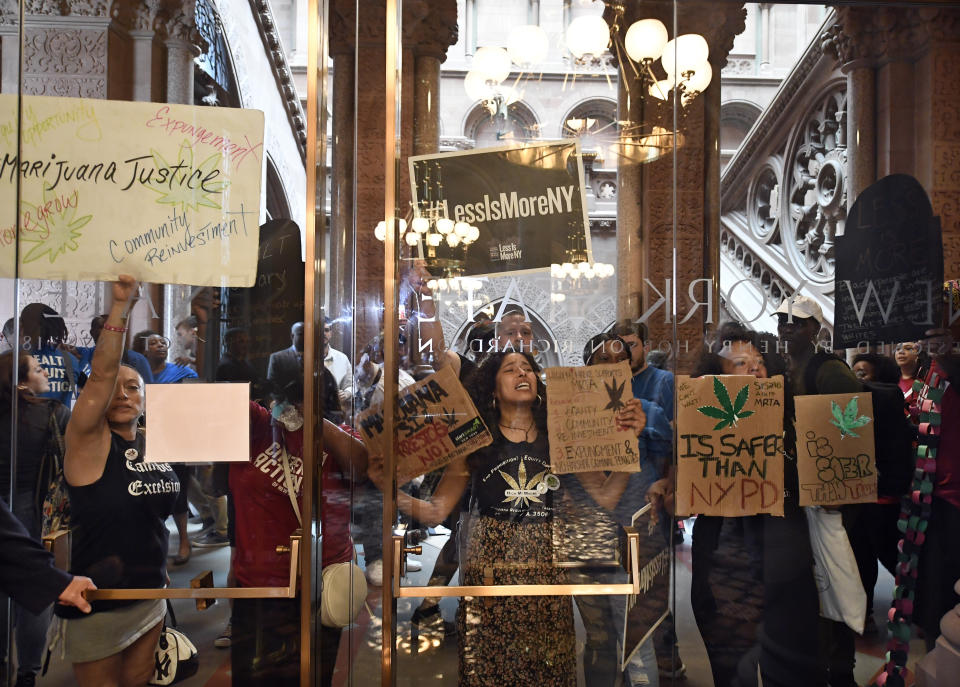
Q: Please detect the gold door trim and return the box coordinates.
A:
[391,529,642,598]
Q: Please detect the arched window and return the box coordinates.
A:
[463,100,540,148]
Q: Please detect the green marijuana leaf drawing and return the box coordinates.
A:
[20,185,93,264]
[829,396,872,439]
[143,140,229,212]
[603,377,627,412]
[697,377,755,430]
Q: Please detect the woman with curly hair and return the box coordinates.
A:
[371,350,646,685]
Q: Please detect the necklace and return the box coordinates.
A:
[498,418,536,442]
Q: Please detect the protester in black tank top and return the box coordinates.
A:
[59,276,178,687]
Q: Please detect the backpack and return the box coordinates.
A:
[804,351,917,498]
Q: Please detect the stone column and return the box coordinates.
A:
[612,1,745,372]
[328,18,356,353]
[157,2,204,343]
[330,0,456,361]
[413,54,440,156]
[916,579,960,686]
[833,6,960,275]
[615,69,644,320]
[843,62,876,202]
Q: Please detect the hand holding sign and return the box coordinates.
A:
[676,375,785,517]
[546,361,640,474]
[795,392,877,506]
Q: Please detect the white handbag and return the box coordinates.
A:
[148,625,199,685]
[804,506,867,634]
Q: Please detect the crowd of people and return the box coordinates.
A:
[0,272,957,687]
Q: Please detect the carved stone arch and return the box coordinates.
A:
[747,158,783,245]
[560,97,617,137]
[463,99,540,147]
[781,78,848,288]
[265,155,292,221]
[560,97,618,167]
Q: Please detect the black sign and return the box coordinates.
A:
[408,141,591,277]
[225,219,304,385]
[621,505,670,670]
[834,175,942,348]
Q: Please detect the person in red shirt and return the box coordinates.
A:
[230,377,367,686]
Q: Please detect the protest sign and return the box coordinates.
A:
[621,504,670,670]
[356,366,492,484]
[546,361,639,474]
[408,140,590,277]
[676,375,785,517]
[145,383,249,463]
[834,174,942,347]
[795,392,877,506]
[0,95,264,286]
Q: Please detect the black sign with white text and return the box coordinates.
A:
[834,174,942,348]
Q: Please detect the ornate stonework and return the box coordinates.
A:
[248,0,306,157]
[22,26,108,97]
[111,0,161,33]
[21,0,111,16]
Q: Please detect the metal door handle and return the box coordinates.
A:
[391,528,641,598]
[85,533,302,602]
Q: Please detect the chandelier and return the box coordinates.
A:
[375,161,481,288]
[461,2,712,164]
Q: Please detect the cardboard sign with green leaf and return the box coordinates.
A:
[546,361,639,474]
[676,375,785,517]
[795,392,877,506]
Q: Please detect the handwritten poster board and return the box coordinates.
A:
[0,95,264,286]
[546,361,639,474]
[676,375,785,517]
[621,504,670,670]
[145,383,249,463]
[795,393,877,506]
[357,366,493,484]
[408,140,591,277]
[834,174,942,348]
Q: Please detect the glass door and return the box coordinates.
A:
[1,1,339,685]
[324,2,960,687]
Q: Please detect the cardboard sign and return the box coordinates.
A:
[408,140,591,277]
[795,393,877,506]
[546,361,639,474]
[676,375,785,517]
[0,95,264,286]
[834,174,943,347]
[145,383,249,462]
[356,366,493,484]
[621,504,670,670]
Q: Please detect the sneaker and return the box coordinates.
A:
[365,559,383,586]
[657,650,687,679]
[214,621,232,649]
[192,531,229,548]
[406,558,423,572]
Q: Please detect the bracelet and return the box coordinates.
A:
[102,323,127,333]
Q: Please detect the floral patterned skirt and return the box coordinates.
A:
[456,515,576,687]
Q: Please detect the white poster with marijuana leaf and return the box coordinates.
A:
[795,392,877,506]
[0,95,263,286]
[546,361,640,474]
[676,375,785,517]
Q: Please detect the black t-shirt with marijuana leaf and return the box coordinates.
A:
[468,435,560,523]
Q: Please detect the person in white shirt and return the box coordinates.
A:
[323,318,352,408]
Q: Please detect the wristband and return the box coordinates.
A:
[102,323,127,333]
